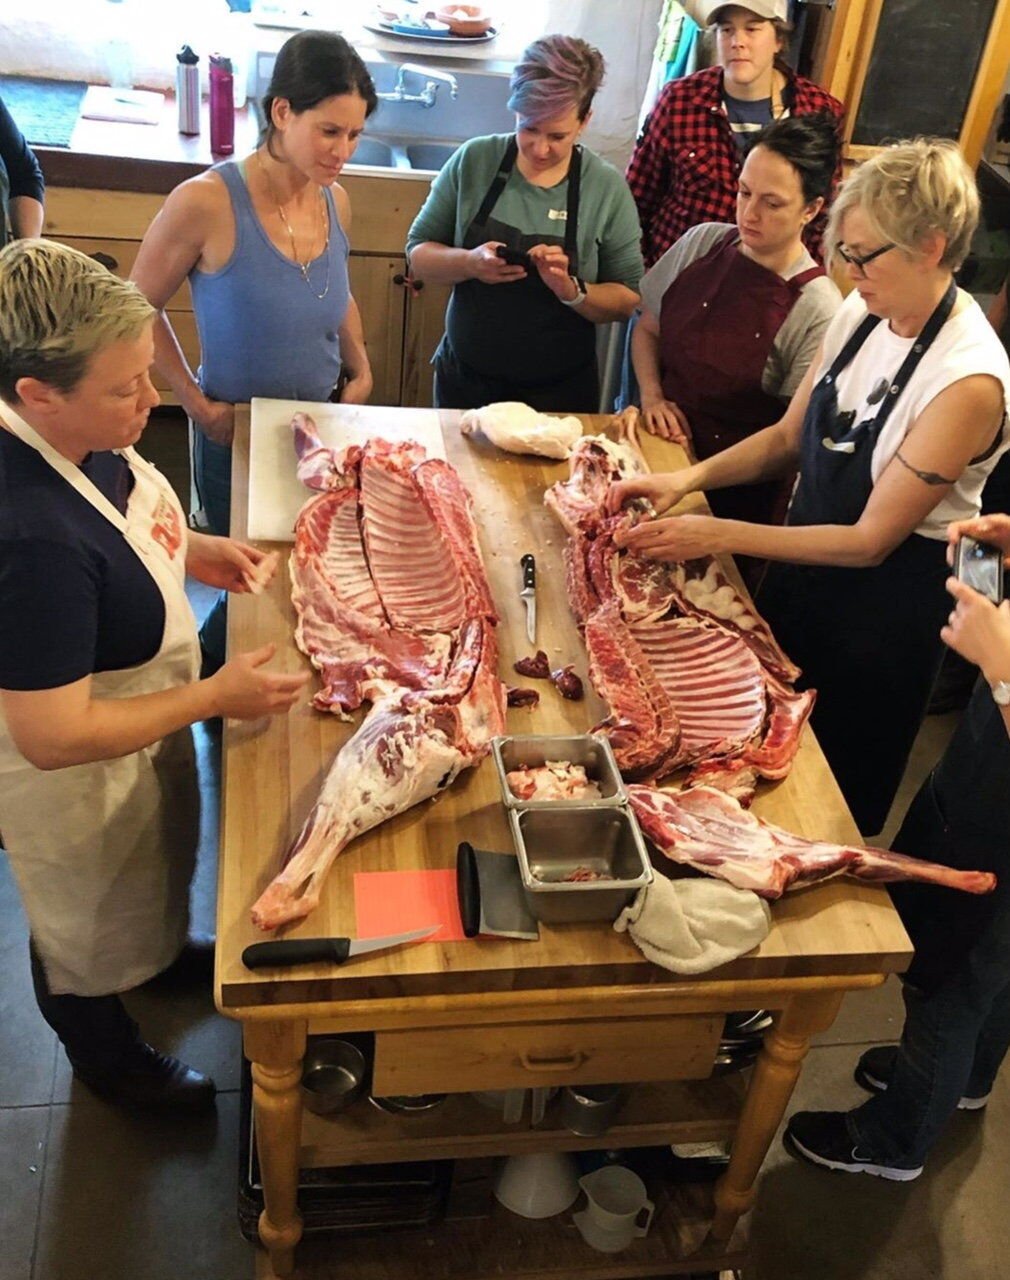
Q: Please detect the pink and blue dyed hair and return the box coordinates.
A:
[507,34,605,126]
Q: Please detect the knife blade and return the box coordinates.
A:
[519,553,536,645]
[242,924,440,970]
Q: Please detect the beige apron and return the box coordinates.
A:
[0,407,201,996]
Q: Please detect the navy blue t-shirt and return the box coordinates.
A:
[0,432,166,691]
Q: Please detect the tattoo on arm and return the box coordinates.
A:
[894,450,957,486]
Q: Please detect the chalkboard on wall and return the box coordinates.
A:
[852,0,999,147]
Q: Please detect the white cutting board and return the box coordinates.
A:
[247,398,447,542]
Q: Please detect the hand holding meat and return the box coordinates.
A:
[946,514,1010,565]
[527,243,577,301]
[468,242,528,285]
[942,576,1010,676]
[207,643,310,719]
[605,471,696,521]
[186,532,278,594]
[640,394,692,445]
[617,512,728,562]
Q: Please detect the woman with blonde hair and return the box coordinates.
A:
[0,241,307,1112]
[608,139,1010,837]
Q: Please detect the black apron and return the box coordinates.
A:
[888,678,1010,994]
[433,136,599,413]
[756,283,958,836]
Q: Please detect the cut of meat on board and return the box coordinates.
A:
[628,785,998,900]
[459,401,582,460]
[544,423,647,536]
[251,414,508,931]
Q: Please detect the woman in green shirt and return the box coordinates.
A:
[407,35,643,412]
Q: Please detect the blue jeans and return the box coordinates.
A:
[192,428,232,673]
[850,680,1010,1167]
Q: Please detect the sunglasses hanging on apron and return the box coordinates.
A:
[435,136,598,412]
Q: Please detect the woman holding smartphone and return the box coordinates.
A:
[407,34,643,412]
[607,140,1010,836]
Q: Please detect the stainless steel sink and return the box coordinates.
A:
[404,142,458,172]
[349,138,397,169]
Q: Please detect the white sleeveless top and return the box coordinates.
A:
[816,288,1010,539]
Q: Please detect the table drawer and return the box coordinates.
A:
[372,1015,722,1095]
[48,236,192,311]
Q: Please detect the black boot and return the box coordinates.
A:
[71,1042,217,1113]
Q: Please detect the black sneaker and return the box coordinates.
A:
[855,1045,990,1111]
[784,1110,923,1181]
[72,1043,217,1113]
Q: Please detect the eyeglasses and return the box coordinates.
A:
[836,242,896,277]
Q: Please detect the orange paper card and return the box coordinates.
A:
[353,869,466,943]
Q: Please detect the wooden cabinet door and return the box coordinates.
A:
[348,254,408,409]
[402,277,452,409]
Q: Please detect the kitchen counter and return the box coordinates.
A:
[219,404,912,1279]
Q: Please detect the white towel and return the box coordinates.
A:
[614,873,770,974]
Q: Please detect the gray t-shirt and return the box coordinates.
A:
[640,222,841,401]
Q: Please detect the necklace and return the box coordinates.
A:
[255,151,331,300]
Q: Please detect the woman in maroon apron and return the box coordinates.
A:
[633,113,841,544]
[407,35,643,412]
[608,139,1010,836]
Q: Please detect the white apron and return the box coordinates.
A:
[0,407,201,996]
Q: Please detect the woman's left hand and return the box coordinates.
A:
[528,244,579,301]
[338,366,374,406]
[187,532,280,594]
[616,512,728,561]
[941,576,1010,676]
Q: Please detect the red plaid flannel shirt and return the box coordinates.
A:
[627,65,844,267]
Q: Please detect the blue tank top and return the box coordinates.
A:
[189,161,351,403]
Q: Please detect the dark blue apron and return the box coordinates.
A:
[756,283,958,836]
[433,136,599,412]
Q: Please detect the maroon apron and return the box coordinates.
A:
[659,228,824,536]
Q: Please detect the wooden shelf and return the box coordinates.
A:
[255,1182,747,1280]
[300,1077,745,1168]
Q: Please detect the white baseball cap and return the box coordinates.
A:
[699,1,789,23]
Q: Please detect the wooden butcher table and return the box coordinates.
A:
[217,406,912,1280]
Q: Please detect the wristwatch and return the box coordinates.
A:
[989,677,1010,706]
[561,276,588,307]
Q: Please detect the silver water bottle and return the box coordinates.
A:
[177,45,200,136]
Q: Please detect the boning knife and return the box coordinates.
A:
[520,553,537,644]
[242,924,440,970]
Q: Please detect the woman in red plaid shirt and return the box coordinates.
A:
[627,1,843,267]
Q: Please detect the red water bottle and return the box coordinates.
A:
[209,54,234,155]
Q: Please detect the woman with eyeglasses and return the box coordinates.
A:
[607,139,1010,836]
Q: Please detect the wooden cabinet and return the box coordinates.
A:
[43,174,449,411]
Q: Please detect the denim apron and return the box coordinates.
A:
[433,136,598,412]
[756,283,957,835]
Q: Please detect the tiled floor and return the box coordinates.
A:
[2,412,1007,1279]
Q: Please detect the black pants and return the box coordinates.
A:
[30,940,140,1071]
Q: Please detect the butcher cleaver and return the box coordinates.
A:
[456,842,540,941]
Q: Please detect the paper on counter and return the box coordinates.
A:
[354,869,465,943]
[247,398,446,542]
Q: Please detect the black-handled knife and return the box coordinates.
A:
[519,553,537,645]
[242,924,440,970]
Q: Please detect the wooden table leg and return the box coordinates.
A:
[709,988,844,1244]
[245,1019,308,1279]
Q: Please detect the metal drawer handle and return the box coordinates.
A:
[519,1049,586,1072]
[90,251,120,272]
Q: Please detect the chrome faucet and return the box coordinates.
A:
[377,63,459,108]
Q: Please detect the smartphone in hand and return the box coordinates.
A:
[495,244,531,270]
[954,535,1004,604]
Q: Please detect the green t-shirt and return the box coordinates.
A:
[406,133,644,290]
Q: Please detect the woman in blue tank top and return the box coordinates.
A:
[131,31,377,666]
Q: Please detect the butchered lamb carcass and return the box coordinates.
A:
[250,415,506,931]
[544,415,813,801]
[628,784,997,899]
